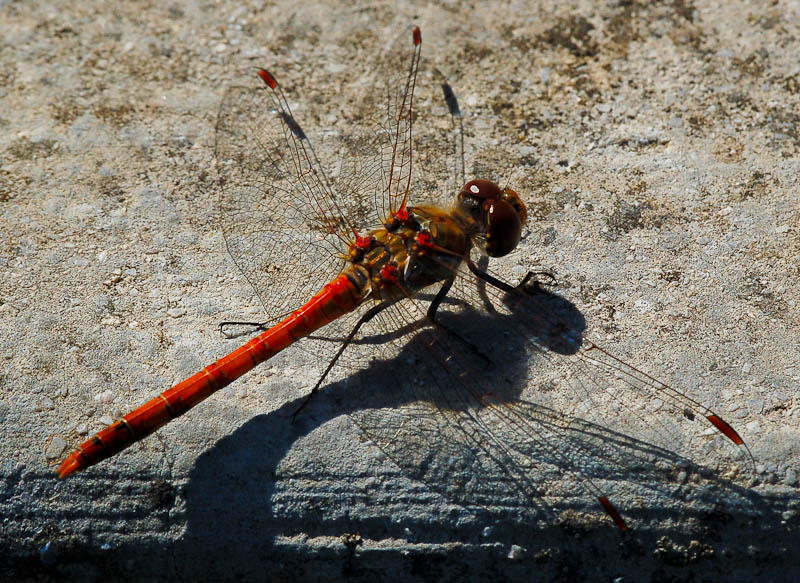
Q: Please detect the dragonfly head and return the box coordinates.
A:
[454,179,528,257]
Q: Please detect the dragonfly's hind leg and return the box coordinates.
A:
[291,302,392,420]
[218,320,268,338]
[219,310,296,338]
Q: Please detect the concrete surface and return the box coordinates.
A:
[2,1,799,581]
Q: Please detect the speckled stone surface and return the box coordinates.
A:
[2,1,799,581]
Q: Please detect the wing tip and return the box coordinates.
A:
[706,414,757,471]
[706,414,743,445]
[258,69,278,89]
[412,26,421,46]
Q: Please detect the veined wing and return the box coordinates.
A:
[215,72,351,318]
[332,257,754,530]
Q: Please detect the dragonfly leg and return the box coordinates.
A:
[426,277,491,369]
[516,270,558,291]
[219,309,297,338]
[466,259,556,295]
[291,302,392,421]
[466,258,516,293]
[218,320,269,338]
[425,276,454,320]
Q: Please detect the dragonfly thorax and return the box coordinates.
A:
[345,206,470,302]
[453,179,528,258]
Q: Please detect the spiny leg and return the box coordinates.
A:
[466,258,516,294]
[291,301,393,420]
[425,275,454,320]
[218,309,297,338]
[516,270,558,292]
[426,276,491,369]
[218,321,268,338]
[466,259,556,296]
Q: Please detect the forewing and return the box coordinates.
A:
[215,79,348,318]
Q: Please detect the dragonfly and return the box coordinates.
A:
[56,26,753,531]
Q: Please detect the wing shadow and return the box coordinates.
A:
[173,283,769,579]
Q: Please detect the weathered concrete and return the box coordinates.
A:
[2,1,799,581]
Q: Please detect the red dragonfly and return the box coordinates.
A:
[57,26,753,530]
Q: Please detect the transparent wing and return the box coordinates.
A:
[215,26,753,530]
[214,26,454,319]
[215,75,352,318]
[374,26,421,215]
[326,260,753,530]
[335,287,632,528]
[357,26,462,218]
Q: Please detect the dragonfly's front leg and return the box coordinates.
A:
[218,320,269,338]
[466,258,557,296]
[515,270,558,293]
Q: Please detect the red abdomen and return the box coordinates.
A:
[57,274,363,478]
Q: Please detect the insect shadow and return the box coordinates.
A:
[179,281,764,559]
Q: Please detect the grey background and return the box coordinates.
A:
[2,1,799,581]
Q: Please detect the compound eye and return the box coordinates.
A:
[461,179,503,200]
[482,198,522,257]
